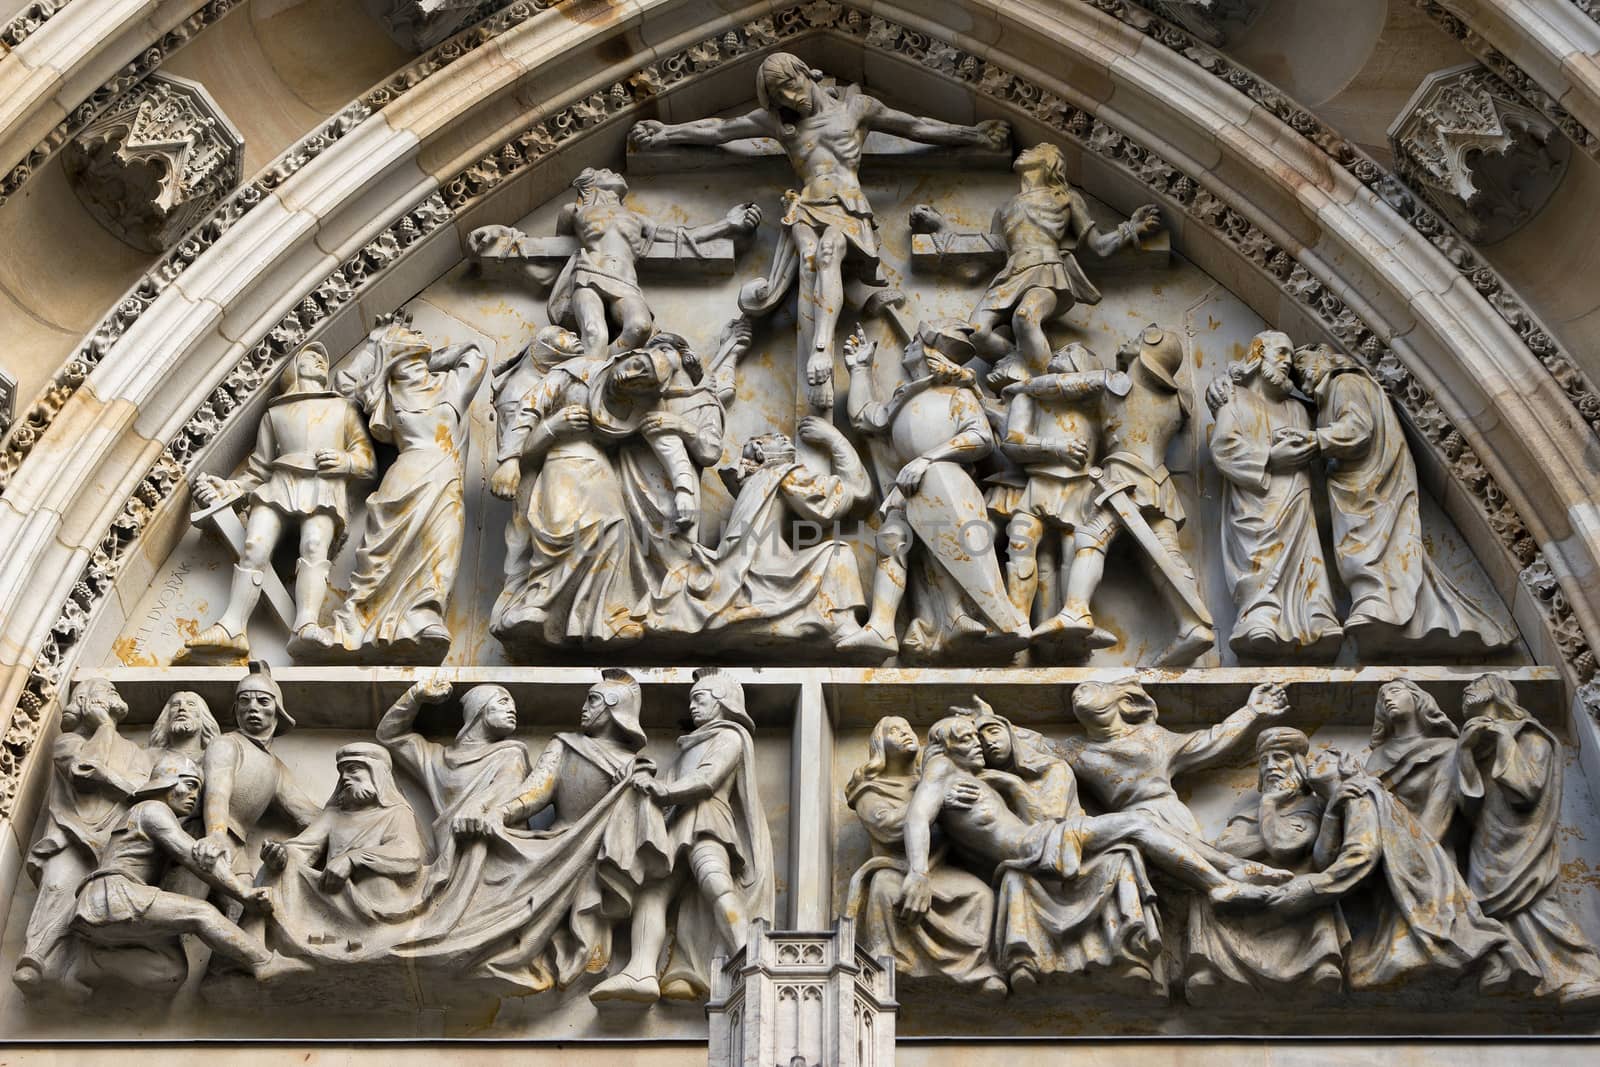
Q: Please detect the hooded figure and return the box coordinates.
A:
[261,743,427,932]
[1293,344,1515,655]
[1364,680,1460,844]
[1456,674,1600,1007]
[312,317,488,659]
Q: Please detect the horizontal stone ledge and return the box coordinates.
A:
[77,664,1563,730]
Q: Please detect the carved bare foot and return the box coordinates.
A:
[590,971,661,1005]
[806,343,835,410]
[1228,861,1294,886]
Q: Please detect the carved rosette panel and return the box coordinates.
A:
[62,72,245,253]
[1389,63,1572,244]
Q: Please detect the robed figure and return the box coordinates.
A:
[1364,680,1460,845]
[1456,674,1600,1007]
[1294,345,1514,654]
[844,717,1005,993]
[316,318,488,659]
[1207,331,1341,659]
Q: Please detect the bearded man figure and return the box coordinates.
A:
[145,690,221,767]
[1184,728,1347,1004]
[1206,330,1341,659]
[260,743,427,933]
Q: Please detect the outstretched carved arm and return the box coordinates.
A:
[499,740,564,825]
[1170,682,1290,777]
[629,110,772,148]
[867,99,1008,149]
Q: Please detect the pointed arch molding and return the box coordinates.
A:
[1,0,1598,822]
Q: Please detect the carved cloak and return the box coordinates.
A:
[661,719,776,993]
[1312,369,1514,651]
[1366,734,1460,844]
[1457,717,1600,999]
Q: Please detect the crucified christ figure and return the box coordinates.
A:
[629,53,1009,411]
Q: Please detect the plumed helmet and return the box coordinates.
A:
[236,659,295,732]
[133,752,203,800]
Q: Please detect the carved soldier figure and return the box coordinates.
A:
[1456,674,1600,1007]
[641,417,871,649]
[1067,325,1215,665]
[304,316,489,660]
[627,669,775,1001]
[842,323,1029,658]
[1262,739,1538,994]
[482,670,671,1003]
[184,342,375,658]
[1364,679,1461,844]
[260,743,427,925]
[630,53,1009,409]
[194,662,321,887]
[913,142,1161,373]
[998,341,1128,648]
[1292,344,1515,654]
[14,680,151,998]
[69,754,309,993]
[470,168,760,362]
[1185,727,1347,1004]
[844,716,1006,994]
[1207,331,1341,659]
[145,690,221,767]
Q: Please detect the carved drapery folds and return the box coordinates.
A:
[1389,63,1571,244]
[62,72,244,253]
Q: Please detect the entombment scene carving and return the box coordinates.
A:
[11,47,1595,1047]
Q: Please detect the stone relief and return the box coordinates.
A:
[842,675,1600,1007]
[62,72,245,253]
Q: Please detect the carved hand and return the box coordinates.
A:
[193,474,238,507]
[973,119,1011,150]
[798,415,841,448]
[928,354,975,389]
[320,856,351,893]
[1267,431,1316,472]
[672,488,699,533]
[944,779,982,811]
[896,871,934,922]
[641,412,692,440]
[1129,204,1163,238]
[636,777,673,804]
[411,674,452,705]
[193,833,232,870]
[1055,436,1090,469]
[315,449,351,475]
[546,405,592,440]
[719,316,753,355]
[243,887,274,914]
[896,457,933,496]
[725,202,762,234]
[842,326,877,371]
[490,458,521,501]
[1204,377,1234,416]
[1246,681,1289,717]
[451,812,496,839]
[260,839,288,872]
[629,120,666,150]
[1264,875,1321,916]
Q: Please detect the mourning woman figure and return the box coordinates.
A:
[1364,680,1459,845]
[845,716,1004,993]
